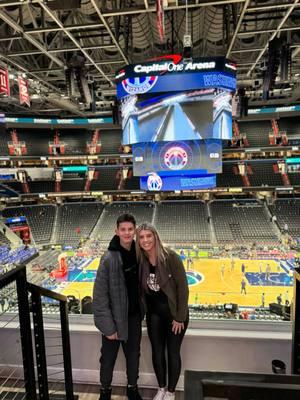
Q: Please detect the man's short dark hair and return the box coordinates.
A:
[116,213,136,227]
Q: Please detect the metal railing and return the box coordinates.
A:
[0,265,77,400]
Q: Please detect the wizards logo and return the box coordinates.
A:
[122,76,158,95]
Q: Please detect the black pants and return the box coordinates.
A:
[146,312,188,392]
[100,314,142,388]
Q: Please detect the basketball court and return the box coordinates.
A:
[49,254,294,308]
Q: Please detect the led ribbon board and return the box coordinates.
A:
[116,56,236,98]
[140,172,216,191]
[62,166,88,172]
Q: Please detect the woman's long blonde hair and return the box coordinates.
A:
[136,223,168,267]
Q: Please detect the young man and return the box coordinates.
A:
[93,214,143,400]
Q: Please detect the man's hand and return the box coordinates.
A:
[172,320,184,335]
[106,332,118,340]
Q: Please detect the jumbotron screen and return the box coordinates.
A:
[133,139,222,176]
[116,56,236,145]
[121,89,232,144]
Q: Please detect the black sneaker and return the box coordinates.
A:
[99,387,112,400]
[127,385,143,400]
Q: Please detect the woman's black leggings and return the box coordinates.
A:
[146,312,188,392]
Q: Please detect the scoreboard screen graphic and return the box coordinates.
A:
[117,56,235,145]
[116,56,237,99]
[122,89,232,144]
[140,172,216,191]
[132,139,222,176]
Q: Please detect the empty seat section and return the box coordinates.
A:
[0,231,10,246]
[124,176,140,190]
[269,199,300,239]
[29,180,55,193]
[3,205,56,245]
[56,203,104,247]
[288,172,300,186]
[211,201,278,245]
[238,120,271,146]
[99,130,122,154]
[0,128,11,155]
[248,162,283,187]
[217,164,244,187]
[3,181,23,193]
[58,129,90,154]
[61,179,85,192]
[278,116,300,139]
[16,128,51,156]
[154,201,210,243]
[90,168,120,191]
[94,202,154,241]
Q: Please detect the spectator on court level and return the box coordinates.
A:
[241,263,246,275]
[241,278,247,295]
[266,264,271,281]
[221,263,225,278]
[285,291,289,306]
[261,292,265,307]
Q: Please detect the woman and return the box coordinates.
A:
[136,223,189,400]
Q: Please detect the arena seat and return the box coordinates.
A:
[123,176,140,190]
[0,129,11,155]
[238,120,271,147]
[57,129,90,154]
[98,130,122,154]
[16,128,52,155]
[3,181,23,193]
[211,200,279,245]
[61,179,85,192]
[15,128,91,155]
[248,162,283,187]
[278,116,300,141]
[3,205,56,245]
[28,249,60,271]
[0,232,10,246]
[90,168,120,191]
[94,202,154,241]
[154,201,210,243]
[0,245,37,265]
[288,172,300,187]
[269,199,300,239]
[28,180,55,193]
[217,164,244,187]
[55,202,104,247]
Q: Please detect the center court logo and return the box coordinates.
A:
[147,173,162,191]
[122,76,158,95]
[186,270,204,286]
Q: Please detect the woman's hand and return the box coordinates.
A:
[172,320,184,335]
[106,332,118,340]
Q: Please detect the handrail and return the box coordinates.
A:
[28,280,75,400]
[27,282,67,302]
[0,264,26,289]
[0,264,37,400]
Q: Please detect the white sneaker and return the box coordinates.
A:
[164,391,175,400]
[153,387,166,400]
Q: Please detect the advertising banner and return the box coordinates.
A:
[0,67,10,96]
[18,76,30,107]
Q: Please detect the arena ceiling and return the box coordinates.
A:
[0,0,299,116]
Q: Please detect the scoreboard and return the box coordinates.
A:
[116,55,236,191]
